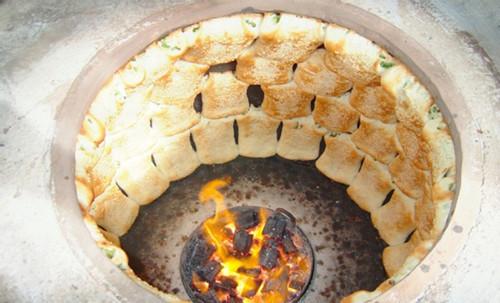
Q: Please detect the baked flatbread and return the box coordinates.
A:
[81,114,105,144]
[151,131,200,181]
[236,106,281,158]
[262,81,314,119]
[114,153,170,205]
[381,65,433,131]
[147,101,200,136]
[201,71,249,119]
[382,232,421,276]
[75,134,99,187]
[91,121,159,196]
[313,94,359,133]
[105,86,151,134]
[350,85,396,123]
[371,189,416,245]
[89,183,139,236]
[423,117,456,183]
[294,49,352,96]
[324,24,381,85]
[253,13,324,63]
[134,44,173,83]
[191,118,239,164]
[183,14,261,65]
[88,75,127,130]
[395,123,430,170]
[277,116,326,160]
[150,60,208,104]
[352,116,398,164]
[347,156,393,213]
[235,45,294,85]
[315,133,364,185]
[389,155,427,199]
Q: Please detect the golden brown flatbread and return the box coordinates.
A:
[235,46,294,85]
[352,116,398,164]
[395,123,430,170]
[150,60,208,105]
[315,133,364,185]
[382,232,421,277]
[146,100,200,136]
[201,72,249,119]
[349,85,396,123]
[183,14,261,65]
[253,13,324,63]
[389,155,427,199]
[262,81,314,119]
[313,94,359,133]
[324,24,382,85]
[294,49,352,96]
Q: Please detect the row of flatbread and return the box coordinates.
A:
[75,12,456,303]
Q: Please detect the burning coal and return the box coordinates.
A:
[180,178,314,303]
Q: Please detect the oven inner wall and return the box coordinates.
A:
[121,156,387,302]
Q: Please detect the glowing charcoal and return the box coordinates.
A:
[196,260,222,282]
[236,207,260,229]
[233,229,253,256]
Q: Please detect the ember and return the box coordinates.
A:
[180,178,314,303]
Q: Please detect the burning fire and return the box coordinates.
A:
[189,177,312,303]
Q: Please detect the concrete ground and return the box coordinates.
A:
[0,0,499,302]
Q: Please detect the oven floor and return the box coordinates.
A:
[121,156,387,302]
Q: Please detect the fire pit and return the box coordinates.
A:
[180,203,313,302]
[68,7,458,303]
[120,156,387,302]
[181,178,313,303]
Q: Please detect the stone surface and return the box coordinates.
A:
[0,0,498,302]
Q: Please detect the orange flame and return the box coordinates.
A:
[197,177,309,303]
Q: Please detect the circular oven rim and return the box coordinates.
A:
[51,1,482,302]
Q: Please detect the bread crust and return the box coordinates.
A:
[151,131,200,181]
[352,116,398,164]
[89,183,139,236]
[191,118,239,164]
[294,49,352,96]
[253,13,324,63]
[382,232,421,277]
[262,81,314,119]
[389,155,427,199]
[277,116,326,160]
[347,156,393,213]
[201,72,249,119]
[313,94,359,133]
[114,153,170,206]
[150,60,208,105]
[235,46,294,85]
[315,133,364,185]
[324,24,381,85]
[371,189,416,245]
[236,106,281,158]
[350,85,396,123]
[183,14,261,65]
